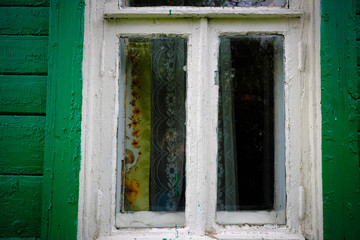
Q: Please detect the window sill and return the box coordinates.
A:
[97,226,305,240]
[104,3,304,19]
[217,209,285,225]
[116,211,185,228]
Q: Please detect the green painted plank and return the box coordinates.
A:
[0,75,46,114]
[0,116,45,175]
[0,175,42,237]
[42,1,84,239]
[358,41,360,64]
[0,35,48,75]
[321,0,360,239]
[0,238,40,240]
[357,15,360,39]
[0,0,49,6]
[0,7,49,35]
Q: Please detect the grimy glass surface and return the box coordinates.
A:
[217,35,283,211]
[126,0,286,7]
[120,37,187,212]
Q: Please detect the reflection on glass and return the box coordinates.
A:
[126,0,286,7]
[217,35,284,211]
[120,37,187,212]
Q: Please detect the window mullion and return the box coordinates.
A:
[185,18,211,235]
[206,23,220,230]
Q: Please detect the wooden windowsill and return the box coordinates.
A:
[104,2,304,19]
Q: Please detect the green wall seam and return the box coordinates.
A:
[41,0,84,239]
[321,0,360,239]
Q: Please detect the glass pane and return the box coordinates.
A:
[120,37,187,212]
[217,35,284,211]
[126,0,286,7]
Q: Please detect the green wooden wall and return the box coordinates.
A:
[0,0,84,238]
[321,0,360,239]
[0,0,49,238]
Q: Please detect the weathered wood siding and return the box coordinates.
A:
[0,0,49,238]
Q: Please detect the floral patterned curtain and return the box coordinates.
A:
[122,38,186,212]
[123,41,152,211]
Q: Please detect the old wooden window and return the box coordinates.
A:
[80,0,322,238]
[114,10,290,229]
[115,20,290,227]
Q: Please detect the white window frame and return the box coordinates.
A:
[79,0,323,239]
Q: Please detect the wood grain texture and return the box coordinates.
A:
[0,35,48,74]
[321,0,360,239]
[0,175,42,237]
[0,0,49,6]
[0,7,49,35]
[0,75,46,114]
[0,116,45,175]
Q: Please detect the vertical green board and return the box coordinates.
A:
[321,0,360,239]
[41,0,84,239]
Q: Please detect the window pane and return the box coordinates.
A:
[120,37,187,212]
[126,0,286,7]
[217,35,283,211]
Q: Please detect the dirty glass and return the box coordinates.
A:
[217,35,284,211]
[119,37,186,212]
[125,0,286,7]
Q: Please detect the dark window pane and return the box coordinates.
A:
[120,37,187,212]
[126,0,286,7]
[217,35,284,211]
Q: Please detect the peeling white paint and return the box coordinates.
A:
[79,0,323,239]
[298,41,304,71]
[299,186,305,220]
[116,212,185,228]
[103,2,304,19]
